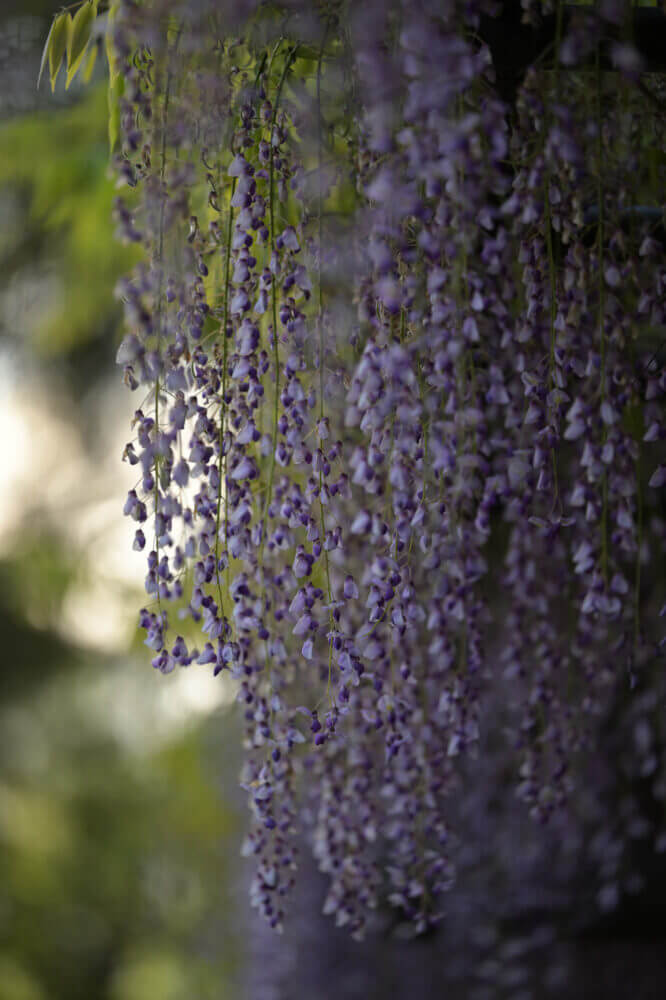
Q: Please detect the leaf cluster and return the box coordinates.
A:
[38,0,103,92]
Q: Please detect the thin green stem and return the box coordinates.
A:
[315,24,335,704]
[153,25,180,614]
[259,45,298,562]
[596,57,606,396]
[596,44,609,585]
[544,189,557,385]
[544,187,561,512]
[215,178,235,608]
[634,445,643,655]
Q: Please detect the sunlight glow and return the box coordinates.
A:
[0,356,230,733]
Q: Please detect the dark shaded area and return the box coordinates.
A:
[248,849,666,1000]
[480,2,666,103]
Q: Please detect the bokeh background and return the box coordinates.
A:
[0,5,246,998]
[2,4,666,1000]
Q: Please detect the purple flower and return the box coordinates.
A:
[172,458,189,487]
[649,466,665,489]
[110,0,666,945]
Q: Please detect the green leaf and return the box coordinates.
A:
[106,0,120,83]
[108,72,125,155]
[82,40,99,84]
[292,43,319,61]
[66,1,97,89]
[49,13,71,92]
[37,16,56,89]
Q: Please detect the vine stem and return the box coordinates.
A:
[215,176,235,609]
[213,51,280,659]
[259,44,298,563]
[633,445,643,658]
[596,43,609,586]
[544,0,562,512]
[315,22,335,705]
[153,24,181,618]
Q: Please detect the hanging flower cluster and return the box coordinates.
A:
[46,0,665,937]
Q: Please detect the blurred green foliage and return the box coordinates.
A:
[0,673,243,1000]
[0,14,245,999]
[0,82,139,371]
[0,535,82,700]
